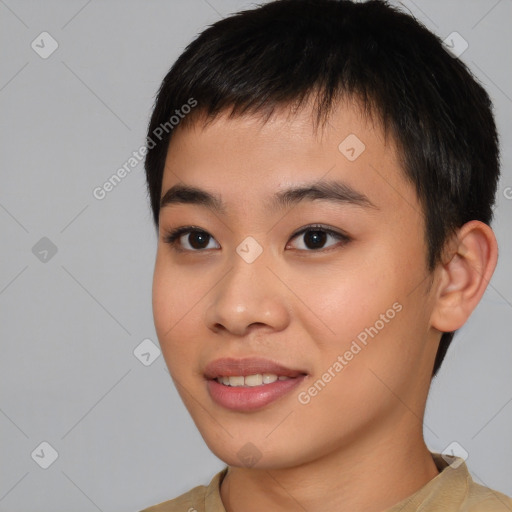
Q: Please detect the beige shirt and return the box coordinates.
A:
[140,454,512,511]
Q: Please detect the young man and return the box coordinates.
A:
[141,0,511,510]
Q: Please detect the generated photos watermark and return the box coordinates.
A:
[298,301,403,405]
[92,97,197,200]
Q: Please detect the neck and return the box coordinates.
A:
[220,421,439,512]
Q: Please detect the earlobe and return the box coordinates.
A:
[431,220,498,333]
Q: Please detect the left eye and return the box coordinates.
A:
[287,226,349,251]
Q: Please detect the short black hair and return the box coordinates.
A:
[144,0,500,376]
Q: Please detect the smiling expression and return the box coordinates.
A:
[152,98,441,469]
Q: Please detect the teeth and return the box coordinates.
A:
[216,373,291,387]
[228,376,245,387]
[244,374,263,386]
[263,373,278,384]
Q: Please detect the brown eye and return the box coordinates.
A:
[287,225,350,251]
[185,231,212,249]
[303,230,327,249]
[163,227,220,251]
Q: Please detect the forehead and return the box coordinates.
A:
[161,99,419,220]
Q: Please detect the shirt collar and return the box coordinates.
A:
[205,453,472,512]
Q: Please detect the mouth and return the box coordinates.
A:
[204,357,308,412]
[214,373,294,387]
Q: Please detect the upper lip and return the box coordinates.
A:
[204,357,307,379]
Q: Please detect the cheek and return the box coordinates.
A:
[152,258,176,338]
[289,249,426,373]
[153,254,204,328]
[287,257,392,348]
[152,255,202,360]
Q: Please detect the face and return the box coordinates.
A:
[152,99,441,470]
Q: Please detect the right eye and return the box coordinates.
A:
[162,227,221,251]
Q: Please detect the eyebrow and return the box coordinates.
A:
[160,179,377,213]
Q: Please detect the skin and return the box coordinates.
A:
[152,98,497,512]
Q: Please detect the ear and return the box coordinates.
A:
[430,220,498,333]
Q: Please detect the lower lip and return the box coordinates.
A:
[207,376,306,412]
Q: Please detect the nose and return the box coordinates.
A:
[204,252,291,337]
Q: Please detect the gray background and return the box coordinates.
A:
[1,0,511,511]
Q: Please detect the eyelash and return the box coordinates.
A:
[162,224,350,253]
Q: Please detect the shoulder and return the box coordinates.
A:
[139,483,206,512]
[389,454,512,512]
[138,468,228,512]
[464,480,512,511]
[430,453,512,511]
